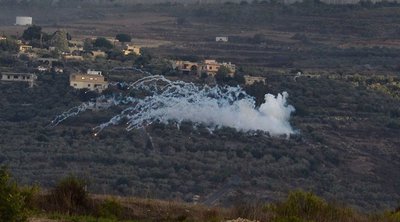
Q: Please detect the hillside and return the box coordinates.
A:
[1,1,400,213]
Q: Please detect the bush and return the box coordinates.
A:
[97,198,123,219]
[48,176,89,214]
[0,167,29,222]
[265,191,356,222]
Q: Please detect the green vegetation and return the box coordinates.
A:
[93,37,114,50]
[0,167,34,222]
[116,33,132,43]
[3,167,400,222]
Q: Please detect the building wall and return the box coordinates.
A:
[15,16,32,26]
[70,73,108,92]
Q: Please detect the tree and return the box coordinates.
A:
[93,37,113,50]
[0,38,18,52]
[51,30,69,52]
[83,38,93,51]
[215,65,232,83]
[115,33,131,43]
[49,176,89,214]
[22,25,42,41]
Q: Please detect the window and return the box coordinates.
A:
[88,84,91,87]
[7,75,10,79]
[27,76,30,79]
[74,84,77,86]
[13,75,18,79]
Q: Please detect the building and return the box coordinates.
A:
[63,55,84,61]
[1,72,37,87]
[216,37,228,42]
[172,60,199,74]
[69,70,108,92]
[0,36,6,41]
[19,45,32,53]
[244,75,266,85]
[123,45,141,56]
[15,16,32,26]
[198,60,236,77]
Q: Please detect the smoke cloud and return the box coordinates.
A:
[51,75,295,136]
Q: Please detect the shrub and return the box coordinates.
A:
[0,167,29,222]
[48,176,89,215]
[97,198,123,220]
[265,191,356,222]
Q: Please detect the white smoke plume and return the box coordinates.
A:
[51,75,295,136]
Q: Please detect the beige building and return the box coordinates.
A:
[63,55,84,61]
[1,72,37,87]
[19,45,32,53]
[123,45,141,56]
[199,60,236,77]
[69,70,108,92]
[172,60,199,74]
[244,75,266,85]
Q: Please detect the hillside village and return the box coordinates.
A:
[0,19,266,95]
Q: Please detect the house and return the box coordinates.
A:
[123,45,141,56]
[244,75,266,85]
[69,70,108,92]
[15,16,32,26]
[1,72,37,87]
[19,45,32,53]
[172,60,199,74]
[198,60,236,77]
[37,58,59,67]
[216,37,228,42]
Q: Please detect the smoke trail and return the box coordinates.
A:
[51,75,295,136]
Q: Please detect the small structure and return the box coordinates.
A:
[172,60,198,74]
[123,45,141,56]
[19,45,32,53]
[1,72,37,87]
[199,60,236,77]
[37,58,59,67]
[0,36,6,41]
[15,16,32,26]
[37,66,50,72]
[216,37,228,42]
[63,54,84,61]
[90,50,107,58]
[69,70,108,92]
[53,67,64,73]
[244,75,266,85]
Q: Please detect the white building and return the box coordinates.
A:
[15,16,32,26]
[1,72,37,87]
[216,37,228,42]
